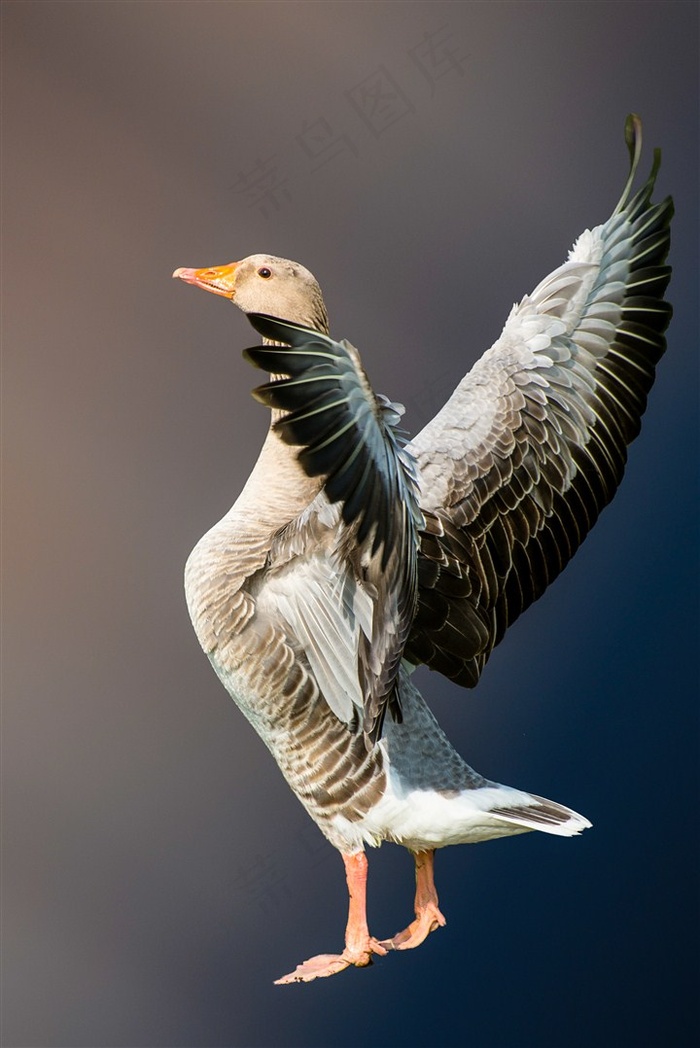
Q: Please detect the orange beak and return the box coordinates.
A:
[172,261,239,299]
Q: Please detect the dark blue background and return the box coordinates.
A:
[4,2,697,1045]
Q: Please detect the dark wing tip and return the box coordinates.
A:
[614,113,665,217]
[245,311,295,342]
[245,312,330,350]
[625,113,643,163]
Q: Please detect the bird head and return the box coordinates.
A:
[173,253,329,334]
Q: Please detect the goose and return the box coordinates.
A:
[173,116,672,984]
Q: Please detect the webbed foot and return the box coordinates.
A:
[275,938,386,984]
[380,900,446,951]
[380,848,446,951]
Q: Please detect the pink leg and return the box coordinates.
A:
[275,851,386,984]
[380,849,446,951]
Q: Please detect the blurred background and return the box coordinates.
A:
[3,2,698,1046]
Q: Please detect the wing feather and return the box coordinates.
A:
[244,314,424,743]
[405,116,672,687]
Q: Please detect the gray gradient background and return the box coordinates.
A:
[3,2,698,1046]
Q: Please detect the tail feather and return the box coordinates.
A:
[490,794,592,837]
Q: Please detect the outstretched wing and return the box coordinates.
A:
[405,115,673,687]
[244,314,424,742]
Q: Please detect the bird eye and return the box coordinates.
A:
[258,267,272,278]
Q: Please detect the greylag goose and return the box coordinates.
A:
[173,116,672,984]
